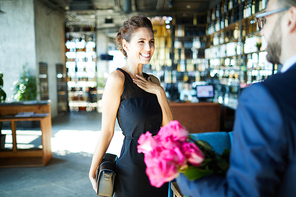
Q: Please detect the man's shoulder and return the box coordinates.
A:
[242,65,296,99]
[262,65,296,97]
[241,82,265,93]
[264,64,296,85]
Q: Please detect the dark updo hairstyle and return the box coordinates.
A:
[116,15,153,57]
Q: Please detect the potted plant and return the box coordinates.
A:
[0,71,7,149]
[0,71,6,102]
[13,64,37,101]
[12,64,38,128]
[256,42,262,51]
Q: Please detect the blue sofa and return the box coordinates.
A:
[168,131,233,197]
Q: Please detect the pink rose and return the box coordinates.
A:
[156,135,181,150]
[158,120,188,143]
[181,142,204,166]
[172,146,187,168]
[144,145,186,168]
[143,146,185,187]
[160,146,186,167]
[144,147,163,168]
[145,160,179,188]
[137,131,158,154]
[137,121,206,188]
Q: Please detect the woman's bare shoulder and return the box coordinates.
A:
[103,69,125,97]
[107,69,125,84]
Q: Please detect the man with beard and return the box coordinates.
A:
[176,0,296,196]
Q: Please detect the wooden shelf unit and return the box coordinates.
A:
[0,102,52,167]
[170,102,221,133]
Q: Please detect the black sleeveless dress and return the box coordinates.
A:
[114,68,168,197]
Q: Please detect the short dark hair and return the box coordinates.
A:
[116,15,153,57]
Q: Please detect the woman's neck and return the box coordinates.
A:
[123,63,144,78]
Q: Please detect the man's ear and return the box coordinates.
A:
[122,39,129,52]
[287,7,296,33]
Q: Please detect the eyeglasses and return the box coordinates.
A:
[256,7,290,30]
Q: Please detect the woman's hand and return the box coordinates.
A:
[133,74,161,95]
[133,74,173,126]
[89,172,97,192]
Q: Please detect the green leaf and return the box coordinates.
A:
[222,148,230,160]
[185,136,230,179]
[189,136,213,151]
[0,89,6,102]
[197,140,213,151]
[216,159,229,171]
[181,166,214,180]
[0,74,3,87]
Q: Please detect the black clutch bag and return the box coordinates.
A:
[96,153,118,197]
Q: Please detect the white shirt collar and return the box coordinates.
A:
[281,54,296,73]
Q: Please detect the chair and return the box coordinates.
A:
[168,131,233,197]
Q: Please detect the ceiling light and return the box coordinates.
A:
[105,18,113,24]
[186,5,191,9]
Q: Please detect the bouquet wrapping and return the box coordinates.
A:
[137,120,230,188]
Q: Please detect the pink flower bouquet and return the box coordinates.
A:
[137,120,230,188]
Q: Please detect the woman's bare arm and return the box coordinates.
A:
[89,70,124,192]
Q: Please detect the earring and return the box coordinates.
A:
[123,44,128,52]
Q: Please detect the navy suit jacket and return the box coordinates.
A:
[177,64,296,197]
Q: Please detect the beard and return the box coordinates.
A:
[265,19,282,65]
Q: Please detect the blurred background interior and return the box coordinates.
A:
[0,0,278,195]
[0,0,276,117]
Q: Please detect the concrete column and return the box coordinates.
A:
[0,0,36,100]
[0,0,65,117]
[34,0,65,117]
[96,32,109,77]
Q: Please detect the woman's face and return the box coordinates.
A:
[125,27,155,65]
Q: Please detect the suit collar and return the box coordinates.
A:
[282,54,296,73]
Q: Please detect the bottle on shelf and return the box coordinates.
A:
[221,0,225,15]
[230,8,235,24]
[225,13,229,27]
[246,0,251,17]
[207,10,211,24]
[243,1,247,18]
[228,0,233,10]
[212,7,216,21]
[252,0,256,15]
[216,3,220,19]
[259,0,263,11]
[221,14,225,29]
[262,0,267,10]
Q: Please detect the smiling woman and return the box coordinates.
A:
[89,15,173,197]
[116,15,155,58]
[122,27,155,66]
